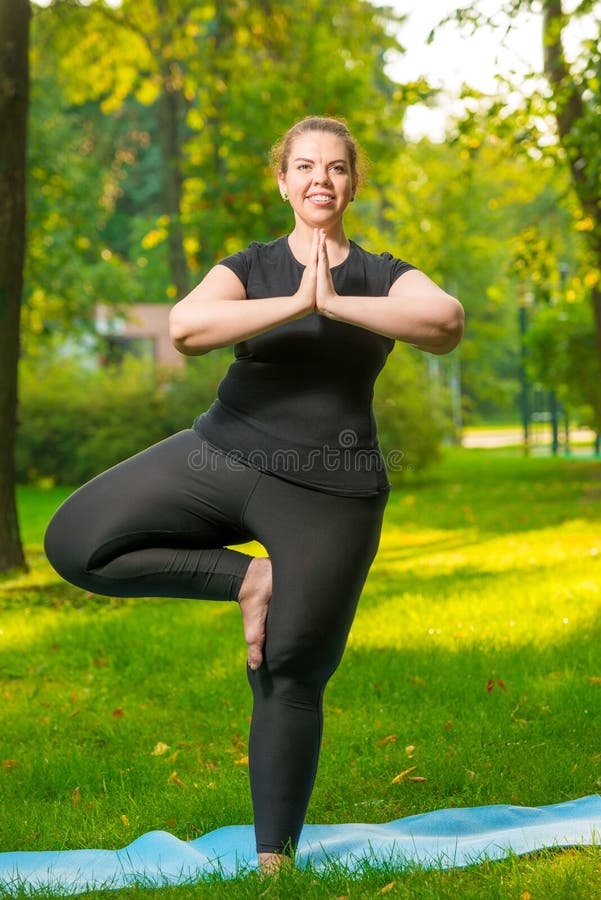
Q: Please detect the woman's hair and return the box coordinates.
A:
[270,116,363,181]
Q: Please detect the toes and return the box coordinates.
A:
[248,649,262,670]
[246,625,266,670]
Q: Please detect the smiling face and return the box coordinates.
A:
[277,131,358,230]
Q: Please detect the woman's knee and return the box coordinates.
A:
[258,633,344,700]
[44,496,94,589]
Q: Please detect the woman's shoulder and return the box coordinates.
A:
[218,236,288,280]
[238,235,288,260]
[348,240,415,273]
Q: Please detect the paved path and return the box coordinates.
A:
[461,427,597,449]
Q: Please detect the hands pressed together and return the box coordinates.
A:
[295,228,338,317]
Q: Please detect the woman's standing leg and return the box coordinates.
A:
[242,474,389,860]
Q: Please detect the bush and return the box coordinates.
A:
[16,354,230,485]
[17,347,449,486]
[373,343,450,483]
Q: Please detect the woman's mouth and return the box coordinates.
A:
[307,194,334,205]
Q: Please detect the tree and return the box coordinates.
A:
[541,0,601,367]
[0,0,29,572]
[443,1,601,412]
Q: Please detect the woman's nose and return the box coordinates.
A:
[313,168,331,184]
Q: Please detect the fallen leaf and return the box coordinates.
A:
[407,776,428,782]
[391,766,416,784]
[121,814,130,827]
[486,679,495,692]
[405,744,415,757]
[520,892,531,900]
[151,742,170,756]
[167,771,185,787]
[378,883,396,894]
[166,750,181,764]
[112,708,125,719]
[71,786,81,806]
[587,676,601,685]
[497,679,507,692]
[2,760,19,769]
[235,755,249,766]
[376,735,397,746]
[444,721,453,731]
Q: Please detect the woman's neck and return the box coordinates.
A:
[287,222,350,267]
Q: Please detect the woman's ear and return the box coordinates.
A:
[277,173,288,201]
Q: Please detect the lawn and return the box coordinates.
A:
[1,448,600,898]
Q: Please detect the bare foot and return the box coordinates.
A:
[237,557,272,670]
[258,851,292,873]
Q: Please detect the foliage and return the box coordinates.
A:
[439,0,601,404]
[373,344,450,478]
[27,0,428,311]
[524,290,601,428]
[16,355,228,485]
[16,349,447,486]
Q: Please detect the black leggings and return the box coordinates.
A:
[44,430,388,854]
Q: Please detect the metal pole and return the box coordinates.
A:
[519,302,530,455]
[550,390,559,455]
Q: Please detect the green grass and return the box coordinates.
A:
[1,449,600,898]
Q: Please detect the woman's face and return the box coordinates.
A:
[278,131,357,229]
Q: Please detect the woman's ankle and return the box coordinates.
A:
[258,850,293,873]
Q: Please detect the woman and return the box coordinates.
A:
[45,116,464,871]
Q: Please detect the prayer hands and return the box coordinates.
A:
[295,229,338,315]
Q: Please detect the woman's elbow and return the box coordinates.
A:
[432,298,465,355]
[169,307,208,356]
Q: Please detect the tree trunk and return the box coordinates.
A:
[0,0,29,573]
[542,0,601,371]
[155,0,189,300]
[158,76,189,299]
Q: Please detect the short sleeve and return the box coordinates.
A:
[381,252,416,288]
[217,246,253,288]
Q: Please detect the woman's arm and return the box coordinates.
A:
[315,233,464,355]
[319,270,464,355]
[169,259,316,356]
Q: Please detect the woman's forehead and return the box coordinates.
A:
[289,131,350,161]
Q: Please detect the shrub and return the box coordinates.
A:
[373,344,451,483]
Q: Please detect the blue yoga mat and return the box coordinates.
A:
[1,795,599,895]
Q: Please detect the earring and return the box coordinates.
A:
[281,191,288,201]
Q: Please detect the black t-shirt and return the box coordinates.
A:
[193,236,415,496]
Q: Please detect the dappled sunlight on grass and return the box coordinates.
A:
[354,505,601,653]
